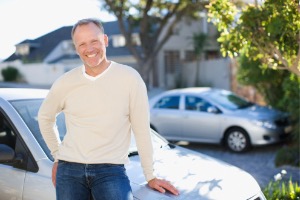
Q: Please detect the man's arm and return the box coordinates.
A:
[38,85,63,162]
[128,72,179,195]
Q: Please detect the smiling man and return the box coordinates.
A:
[38,18,179,200]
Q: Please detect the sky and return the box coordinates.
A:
[0,0,116,61]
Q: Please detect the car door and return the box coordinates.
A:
[0,104,55,200]
[150,95,184,139]
[0,112,26,199]
[181,95,222,142]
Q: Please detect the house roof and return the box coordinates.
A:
[4,21,135,63]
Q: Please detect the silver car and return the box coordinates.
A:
[0,88,266,200]
[149,87,293,152]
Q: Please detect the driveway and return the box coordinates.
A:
[177,141,300,189]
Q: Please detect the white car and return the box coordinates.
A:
[149,87,293,152]
[0,88,266,200]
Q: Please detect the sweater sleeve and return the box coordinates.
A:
[129,72,155,182]
[38,81,64,162]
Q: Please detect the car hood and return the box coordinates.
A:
[126,146,261,200]
[235,105,286,119]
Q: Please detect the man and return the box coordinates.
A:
[38,18,179,200]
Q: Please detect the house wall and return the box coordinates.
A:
[155,17,222,89]
[0,61,64,86]
[0,57,231,91]
[182,58,231,90]
[0,55,138,87]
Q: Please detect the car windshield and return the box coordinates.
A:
[10,99,168,161]
[206,90,253,110]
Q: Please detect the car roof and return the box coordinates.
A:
[164,87,213,95]
[0,88,49,101]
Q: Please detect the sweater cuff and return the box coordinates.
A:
[145,173,156,182]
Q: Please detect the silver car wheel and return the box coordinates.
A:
[226,128,250,152]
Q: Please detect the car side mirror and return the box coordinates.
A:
[0,144,15,162]
[0,144,23,165]
[207,106,219,114]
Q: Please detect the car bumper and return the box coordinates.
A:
[249,125,293,146]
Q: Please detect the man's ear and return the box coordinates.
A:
[104,34,109,47]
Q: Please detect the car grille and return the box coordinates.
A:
[275,117,290,126]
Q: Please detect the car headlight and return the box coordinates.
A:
[252,119,277,129]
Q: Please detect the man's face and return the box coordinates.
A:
[73,23,108,68]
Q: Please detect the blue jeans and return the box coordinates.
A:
[56,161,133,200]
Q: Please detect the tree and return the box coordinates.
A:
[206,0,300,77]
[101,0,208,86]
[207,0,300,168]
[237,54,300,117]
[192,32,207,86]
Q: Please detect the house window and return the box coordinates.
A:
[205,50,220,60]
[184,50,196,62]
[131,33,141,46]
[164,50,180,73]
[16,44,30,56]
[112,35,126,47]
[112,34,141,47]
[61,41,75,53]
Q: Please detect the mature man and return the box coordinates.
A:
[38,18,179,200]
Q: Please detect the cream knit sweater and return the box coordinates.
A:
[38,61,155,181]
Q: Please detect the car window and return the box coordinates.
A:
[0,113,16,150]
[10,99,66,161]
[153,96,180,109]
[0,108,39,172]
[207,90,253,110]
[185,96,212,112]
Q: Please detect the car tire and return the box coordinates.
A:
[225,128,251,153]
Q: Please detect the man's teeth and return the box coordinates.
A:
[87,54,96,58]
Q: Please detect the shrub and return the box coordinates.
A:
[1,66,20,82]
[263,174,300,200]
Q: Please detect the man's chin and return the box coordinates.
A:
[85,63,99,68]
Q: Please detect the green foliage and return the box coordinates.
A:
[275,145,300,167]
[237,54,300,155]
[207,0,300,76]
[237,54,299,117]
[1,66,20,82]
[263,177,300,200]
[208,0,300,170]
[101,0,208,84]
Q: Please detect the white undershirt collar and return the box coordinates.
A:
[82,62,112,81]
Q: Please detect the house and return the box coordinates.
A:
[0,19,231,90]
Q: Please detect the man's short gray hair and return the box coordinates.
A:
[71,18,105,39]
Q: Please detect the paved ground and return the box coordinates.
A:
[176,141,300,189]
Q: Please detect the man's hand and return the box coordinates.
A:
[148,178,179,195]
[52,162,58,187]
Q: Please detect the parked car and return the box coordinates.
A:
[149,87,293,153]
[0,88,266,200]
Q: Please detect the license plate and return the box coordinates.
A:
[284,125,293,133]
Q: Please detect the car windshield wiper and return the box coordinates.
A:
[168,143,176,149]
[128,151,139,157]
[238,102,254,109]
[128,143,176,157]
